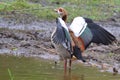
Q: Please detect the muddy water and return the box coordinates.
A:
[0,55,120,80]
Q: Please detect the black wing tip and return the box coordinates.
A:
[103,32,117,45]
[109,37,118,44]
[89,23,118,45]
[95,34,117,45]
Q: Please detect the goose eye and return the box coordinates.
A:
[59,8,63,12]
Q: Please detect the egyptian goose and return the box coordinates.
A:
[51,17,73,73]
[54,7,117,59]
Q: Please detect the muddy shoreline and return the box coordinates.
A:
[0,17,120,74]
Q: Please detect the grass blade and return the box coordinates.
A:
[8,68,14,80]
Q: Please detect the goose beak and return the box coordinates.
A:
[54,9,58,12]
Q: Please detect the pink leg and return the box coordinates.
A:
[64,59,67,75]
[69,59,72,74]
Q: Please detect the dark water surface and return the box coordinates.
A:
[0,54,120,80]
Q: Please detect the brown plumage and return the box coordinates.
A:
[54,7,68,22]
[69,30,85,52]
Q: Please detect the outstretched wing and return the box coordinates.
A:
[52,18,72,52]
[84,17,93,23]
[87,22,117,45]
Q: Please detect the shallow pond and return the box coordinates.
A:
[0,54,120,80]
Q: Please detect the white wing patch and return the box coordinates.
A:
[58,18,69,31]
[69,17,87,37]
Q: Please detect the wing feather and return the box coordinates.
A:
[87,23,116,45]
[52,18,72,52]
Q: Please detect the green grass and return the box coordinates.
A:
[0,0,57,21]
[54,0,120,21]
[0,0,120,21]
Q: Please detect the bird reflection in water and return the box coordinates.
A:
[63,73,84,80]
